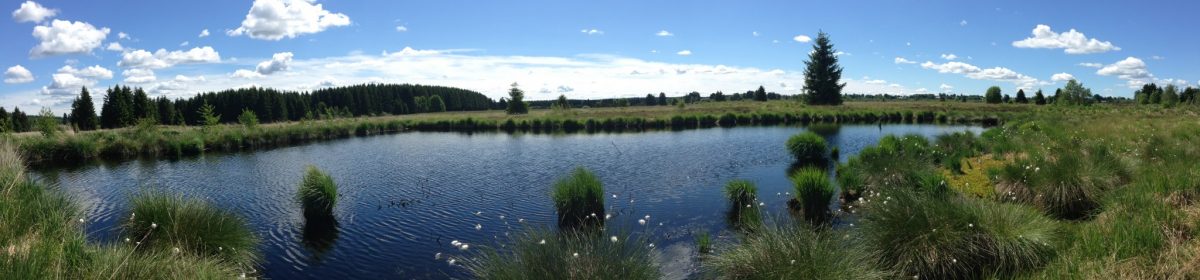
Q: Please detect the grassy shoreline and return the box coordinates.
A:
[16,101,1020,166]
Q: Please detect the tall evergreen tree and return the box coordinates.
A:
[984,86,1003,104]
[505,83,529,115]
[1033,89,1046,105]
[69,87,100,131]
[11,107,29,132]
[644,94,657,106]
[0,107,9,132]
[1015,89,1028,104]
[133,88,156,122]
[658,92,667,106]
[754,86,768,101]
[801,31,845,105]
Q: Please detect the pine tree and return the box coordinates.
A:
[644,94,656,106]
[802,31,845,105]
[69,87,100,131]
[11,107,29,132]
[754,86,768,101]
[505,83,529,115]
[658,92,667,106]
[1015,89,1028,104]
[1034,89,1046,105]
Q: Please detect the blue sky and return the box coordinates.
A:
[2,0,1197,113]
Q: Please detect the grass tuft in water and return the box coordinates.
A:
[723,179,757,207]
[298,165,338,217]
[791,167,834,224]
[786,131,828,163]
[552,167,606,229]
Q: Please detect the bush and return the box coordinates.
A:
[786,132,827,162]
[723,179,757,206]
[705,223,887,279]
[122,192,260,267]
[238,109,259,130]
[791,167,834,224]
[298,165,338,217]
[552,167,605,229]
[463,229,659,280]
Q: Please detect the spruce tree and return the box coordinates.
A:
[505,83,529,115]
[1034,89,1046,105]
[754,86,768,101]
[658,92,667,106]
[1015,89,1028,104]
[802,31,845,105]
[69,87,100,131]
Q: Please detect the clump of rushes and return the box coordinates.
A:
[696,231,712,254]
[860,190,1057,279]
[836,164,865,202]
[993,143,1127,220]
[463,228,660,280]
[552,167,605,229]
[791,167,834,224]
[705,223,887,279]
[786,131,828,162]
[123,192,260,267]
[298,165,338,217]
[723,179,757,207]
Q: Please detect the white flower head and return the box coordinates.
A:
[538,239,546,245]
[610,236,619,243]
[151,222,158,228]
[638,219,646,226]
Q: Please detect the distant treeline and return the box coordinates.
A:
[61,83,494,130]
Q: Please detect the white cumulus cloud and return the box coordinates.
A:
[894,57,916,64]
[4,65,35,84]
[939,83,953,92]
[940,53,958,60]
[11,1,57,23]
[921,61,1042,89]
[1012,24,1120,54]
[118,46,221,69]
[30,20,111,57]
[676,50,691,56]
[1096,57,1153,88]
[198,29,210,37]
[1078,62,1102,68]
[228,0,351,40]
[255,52,294,75]
[395,25,407,32]
[231,69,264,79]
[793,35,811,43]
[41,65,113,96]
[581,29,603,35]
[1050,73,1075,82]
[655,30,673,37]
[105,42,124,52]
[122,68,156,84]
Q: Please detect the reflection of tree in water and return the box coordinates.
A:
[302,212,339,261]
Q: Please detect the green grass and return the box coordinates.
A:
[462,228,660,280]
[551,167,606,229]
[785,132,828,163]
[790,167,834,224]
[695,231,712,254]
[0,141,250,279]
[123,192,260,267]
[298,165,338,217]
[705,223,888,280]
[722,179,757,207]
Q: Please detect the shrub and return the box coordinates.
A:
[298,165,338,217]
[463,229,659,280]
[238,109,259,130]
[791,167,834,224]
[723,179,757,206]
[551,167,605,229]
[122,192,260,267]
[705,223,887,279]
[786,132,827,162]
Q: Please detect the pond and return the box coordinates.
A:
[33,124,985,279]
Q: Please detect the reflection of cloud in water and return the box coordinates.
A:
[654,241,697,280]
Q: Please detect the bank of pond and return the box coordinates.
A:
[6,116,1198,279]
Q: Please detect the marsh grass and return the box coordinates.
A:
[696,232,712,255]
[705,222,887,280]
[123,192,260,267]
[786,132,828,162]
[298,165,338,217]
[0,141,248,279]
[860,190,1058,279]
[722,179,757,207]
[790,167,834,224]
[552,167,606,229]
[462,228,660,280]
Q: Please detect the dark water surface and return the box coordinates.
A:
[33,125,983,279]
